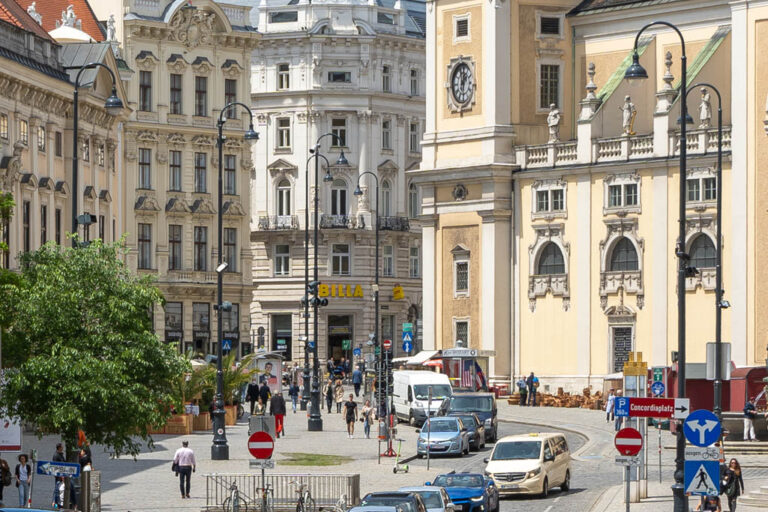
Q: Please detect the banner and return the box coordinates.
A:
[0,418,21,452]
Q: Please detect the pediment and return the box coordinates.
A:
[268,158,298,175]
[222,201,246,217]
[83,185,97,200]
[135,195,161,212]
[20,173,37,188]
[190,198,216,215]
[166,197,190,213]
[137,131,158,144]
[55,180,70,196]
[167,133,186,146]
[38,177,54,191]
[605,304,636,318]
[192,135,214,147]
[99,189,112,203]
[378,159,399,172]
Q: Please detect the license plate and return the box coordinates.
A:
[502,484,519,490]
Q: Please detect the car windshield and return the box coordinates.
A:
[433,475,484,488]
[362,496,414,510]
[492,441,542,460]
[413,491,442,509]
[456,415,477,428]
[422,420,458,433]
[414,384,452,400]
[449,396,493,412]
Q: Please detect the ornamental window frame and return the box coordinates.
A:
[686,167,717,210]
[684,214,718,291]
[603,172,641,215]
[531,178,567,220]
[527,224,570,311]
[452,13,471,44]
[599,218,645,310]
[452,245,470,298]
[535,11,565,40]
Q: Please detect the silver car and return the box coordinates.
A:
[398,487,456,512]
[417,417,471,457]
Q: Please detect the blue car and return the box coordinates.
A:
[426,473,498,512]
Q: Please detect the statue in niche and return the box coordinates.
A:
[699,88,712,129]
[620,95,637,136]
[547,103,561,143]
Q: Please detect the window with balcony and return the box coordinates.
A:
[383,245,394,277]
[225,79,237,119]
[278,64,290,90]
[331,179,347,215]
[224,155,236,195]
[277,179,291,217]
[277,118,291,149]
[609,237,639,271]
[410,246,420,278]
[381,180,392,217]
[275,244,290,276]
[37,126,45,152]
[332,244,350,275]
[331,119,347,147]
[194,226,207,271]
[170,73,182,114]
[194,153,207,193]
[169,150,182,191]
[138,148,151,189]
[139,71,152,111]
[382,119,392,150]
[223,227,237,272]
[169,224,182,271]
[138,223,152,269]
[195,76,208,117]
[382,65,391,92]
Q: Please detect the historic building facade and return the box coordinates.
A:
[410,0,767,391]
[249,0,426,363]
[116,0,260,356]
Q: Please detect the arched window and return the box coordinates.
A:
[277,179,291,217]
[331,179,347,215]
[537,242,565,275]
[381,180,392,217]
[609,237,639,271]
[408,183,419,219]
[690,235,716,269]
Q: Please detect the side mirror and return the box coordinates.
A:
[544,454,555,462]
[415,429,421,434]
[483,458,489,463]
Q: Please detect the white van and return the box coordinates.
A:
[392,371,452,425]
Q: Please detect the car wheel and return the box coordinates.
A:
[417,453,424,459]
[540,477,549,498]
[561,470,570,492]
[409,411,416,426]
[463,441,470,455]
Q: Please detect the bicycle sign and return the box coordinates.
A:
[685,446,720,461]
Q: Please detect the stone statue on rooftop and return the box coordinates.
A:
[27,2,42,25]
[547,103,561,143]
[620,95,637,136]
[699,88,712,129]
[107,14,117,42]
[62,5,77,27]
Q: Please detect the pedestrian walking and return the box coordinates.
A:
[694,495,722,511]
[288,382,300,413]
[172,441,196,499]
[515,376,527,406]
[324,377,334,413]
[254,397,266,416]
[53,477,64,509]
[246,377,260,415]
[327,358,335,374]
[343,394,358,438]
[722,458,744,511]
[0,455,11,504]
[51,442,65,507]
[78,447,92,471]
[743,399,757,441]
[614,390,624,431]
[526,372,538,406]
[352,366,363,397]
[259,381,271,406]
[270,391,287,438]
[334,379,345,413]
[605,389,616,422]
[14,454,31,508]
[361,399,374,439]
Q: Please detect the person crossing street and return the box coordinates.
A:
[270,391,287,438]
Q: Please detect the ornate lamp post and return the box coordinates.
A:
[71,63,123,245]
[212,103,259,460]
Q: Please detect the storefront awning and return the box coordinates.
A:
[392,351,440,365]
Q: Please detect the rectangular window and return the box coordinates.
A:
[455,18,469,39]
[168,224,182,271]
[536,190,549,212]
[378,12,395,24]
[19,120,28,145]
[165,302,183,337]
[223,227,237,272]
[277,118,291,148]
[455,320,469,345]
[409,122,419,153]
[194,153,207,193]
[687,179,700,201]
[410,246,420,278]
[194,226,207,271]
[55,208,61,245]
[540,64,560,110]
[540,16,561,35]
[193,303,210,332]
[224,155,236,195]
[224,79,237,119]
[138,148,151,189]
[169,73,182,114]
[22,200,30,253]
[0,113,7,139]
[37,126,45,152]
[271,314,292,354]
[81,137,89,162]
[382,120,391,150]
[331,119,346,147]
[383,245,394,277]
[551,189,564,211]
[275,244,290,276]
[139,71,152,111]
[382,65,391,92]
[703,177,717,201]
[40,205,47,244]
[382,315,395,346]
[98,214,105,240]
[97,144,105,166]
[624,183,638,206]
[55,131,62,156]
[138,223,152,269]
[332,243,350,276]
[222,303,239,334]
[328,71,351,83]
[410,69,418,96]
[169,150,182,191]
[455,261,469,294]
[608,185,622,208]
[278,64,290,90]
[195,76,208,117]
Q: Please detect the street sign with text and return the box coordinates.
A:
[37,460,81,478]
[249,459,276,469]
[615,455,641,466]
[614,397,689,419]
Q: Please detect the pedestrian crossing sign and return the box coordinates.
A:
[685,460,720,496]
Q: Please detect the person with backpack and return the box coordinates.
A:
[722,458,744,511]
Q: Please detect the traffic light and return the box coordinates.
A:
[214,301,232,312]
[307,281,328,307]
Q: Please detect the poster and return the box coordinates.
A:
[0,418,21,452]
[256,357,281,394]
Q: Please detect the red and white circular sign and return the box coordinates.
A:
[383,339,392,350]
[615,428,643,456]
[248,431,275,459]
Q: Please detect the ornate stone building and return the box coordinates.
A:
[249,0,426,363]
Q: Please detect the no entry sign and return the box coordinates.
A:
[383,339,392,350]
[615,428,643,456]
[248,431,275,459]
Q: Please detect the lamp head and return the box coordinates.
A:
[353,185,363,196]
[624,52,648,85]
[336,150,349,166]
[677,111,694,126]
[104,87,124,116]
[323,170,334,183]
[216,262,229,273]
[244,124,259,141]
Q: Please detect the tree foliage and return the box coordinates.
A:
[206,352,257,405]
[0,240,186,456]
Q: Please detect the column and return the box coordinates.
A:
[651,168,668,366]
[421,214,437,350]
[576,175,592,375]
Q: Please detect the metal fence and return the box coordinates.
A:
[204,473,360,511]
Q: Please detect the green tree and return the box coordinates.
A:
[205,352,257,405]
[0,240,186,457]
[169,349,213,411]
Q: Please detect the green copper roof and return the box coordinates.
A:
[672,25,731,91]
[597,35,653,102]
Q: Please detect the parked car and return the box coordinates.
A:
[393,371,453,425]
[448,413,485,450]
[348,506,410,512]
[426,473,498,512]
[417,417,471,457]
[398,486,455,512]
[438,393,498,442]
[483,432,571,498]
[360,492,428,512]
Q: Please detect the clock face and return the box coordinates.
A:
[451,62,474,105]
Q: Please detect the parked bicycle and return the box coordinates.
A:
[291,480,316,512]
[259,483,274,512]
[320,493,348,512]
[223,482,250,512]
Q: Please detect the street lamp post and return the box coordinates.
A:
[71,63,123,246]
[625,21,689,512]
[308,134,347,432]
[212,103,259,461]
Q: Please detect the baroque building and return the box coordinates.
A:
[249,0,426,363]
[411,0,766,391]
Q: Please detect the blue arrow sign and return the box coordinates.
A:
[684,409,721,447]
[37,460,81,478]
[403,341,413,353]
[353,347,362,357]
[685,460,720,496]
[651,381,665,397]
[402,332,413,343]
[614,397,630,417]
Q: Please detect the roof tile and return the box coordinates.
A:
[0,0,55,41]
[14,0,104,41]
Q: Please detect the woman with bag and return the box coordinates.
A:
[361,400,374,439]
[722,458,744,511]
[334,379,345,414]
[14,454,31,508]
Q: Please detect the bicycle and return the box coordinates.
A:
[223,482,250,512]
[258,483,274,512]
[320,493,348,512]
[291,480,316,512]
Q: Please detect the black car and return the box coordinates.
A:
[449,412,486,450]
[438,393,498,442]
[361,492,428,512]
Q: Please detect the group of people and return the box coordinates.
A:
[604,389,626,431]
[516,372,540,406]
[0,453,32,508]
[692,458,744,512]
[245,377,292,438]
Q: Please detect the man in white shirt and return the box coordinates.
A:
[173,441,196,499]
